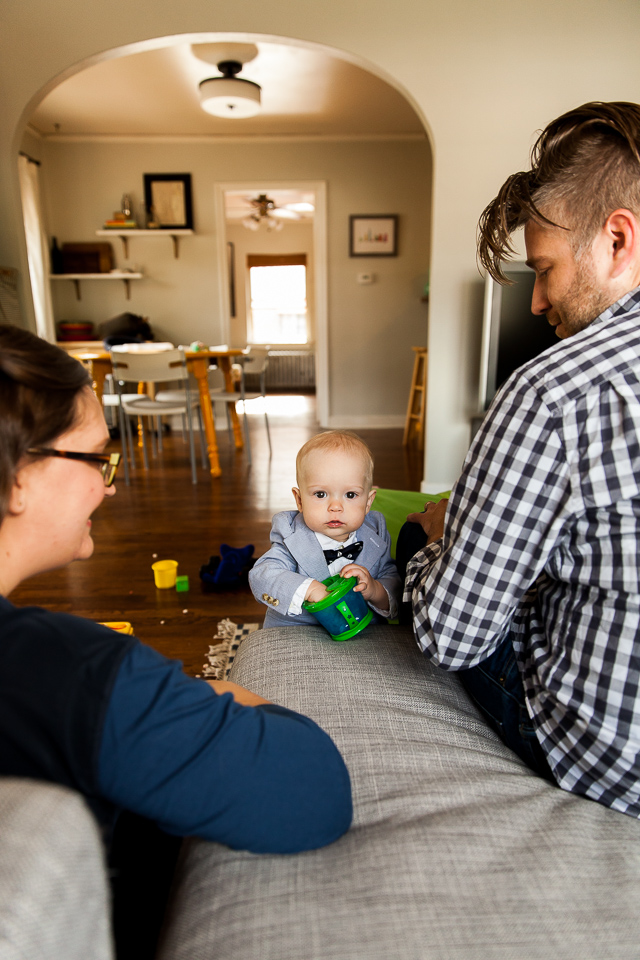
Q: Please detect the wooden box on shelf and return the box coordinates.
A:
[61,242,114,274]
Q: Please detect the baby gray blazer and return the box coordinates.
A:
[249,509,401,628]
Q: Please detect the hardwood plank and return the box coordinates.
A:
[10,397,423,675]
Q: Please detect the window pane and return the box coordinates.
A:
[249,265,307,344]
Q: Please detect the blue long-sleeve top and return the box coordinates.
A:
[0,598,352,854]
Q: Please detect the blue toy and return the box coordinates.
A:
[302,574,373,641]
[200,544,255,590]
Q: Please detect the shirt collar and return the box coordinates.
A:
[591,284,640,328]
[314,530,357,549]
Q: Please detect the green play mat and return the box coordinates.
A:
[372,487,450,558]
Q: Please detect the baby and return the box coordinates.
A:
[249,430,401,628]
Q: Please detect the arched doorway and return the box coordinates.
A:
[20,34,432,431]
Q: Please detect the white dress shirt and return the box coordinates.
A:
[289,530,393,617]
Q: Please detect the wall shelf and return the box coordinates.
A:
[95,229,193,259]
[50,272,143,301]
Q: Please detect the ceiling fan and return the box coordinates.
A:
[241,194,301,231]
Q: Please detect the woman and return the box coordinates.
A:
[0,325,351,955]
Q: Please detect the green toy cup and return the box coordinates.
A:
[302,574,373,641]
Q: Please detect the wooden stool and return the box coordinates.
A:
[403,346,427,447]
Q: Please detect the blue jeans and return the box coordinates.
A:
[458,638,554,780]
[396,521,553,781]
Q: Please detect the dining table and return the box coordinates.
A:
[69,345,247,478]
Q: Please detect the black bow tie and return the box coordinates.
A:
[323,541,363,564]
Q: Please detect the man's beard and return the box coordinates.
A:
[548,253,613,339]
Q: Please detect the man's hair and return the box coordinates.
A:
[0,324,90,523]
[296,430,374,488]
[478,101,640,282]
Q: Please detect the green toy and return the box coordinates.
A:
[302,574,373,641]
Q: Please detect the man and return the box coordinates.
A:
[402,101,640,817]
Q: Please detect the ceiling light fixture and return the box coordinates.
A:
[198,60,261,118]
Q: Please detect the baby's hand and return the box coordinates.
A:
[341,564,389,611]
[305,579,330,604]
[340,563,375,600]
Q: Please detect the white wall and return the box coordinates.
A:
[3,0,640,488]
[39,137,431,424]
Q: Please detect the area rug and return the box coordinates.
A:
[200,619,259,680]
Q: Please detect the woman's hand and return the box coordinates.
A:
[406,498,449,544]
[207,680,270,706]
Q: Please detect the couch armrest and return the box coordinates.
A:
[0,778,113,960]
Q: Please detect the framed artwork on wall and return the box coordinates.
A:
[349,215,398,257]
[143,173,194,229]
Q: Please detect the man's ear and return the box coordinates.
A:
[601,209,639,279]
[365,488,376,513]
[292,487,303,511]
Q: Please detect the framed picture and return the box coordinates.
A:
[143,173,194,229]
[349,215,398,257]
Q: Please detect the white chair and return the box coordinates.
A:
[101,376,149,485]
[239,349,272,462]
[154,367,217,469]
[206,349,272,465]
[109,348,199,484]
[105,342,175,482]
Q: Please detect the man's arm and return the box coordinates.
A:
[407,373,572,670]
[406,498,449,544]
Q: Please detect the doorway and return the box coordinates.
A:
[215,180,328,422]
[23,36,430,437]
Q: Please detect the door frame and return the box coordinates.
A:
[214,180,328,425]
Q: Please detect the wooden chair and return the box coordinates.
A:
[208,349,272,465]
[403,347,427,448]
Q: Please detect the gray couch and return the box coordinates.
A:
[159,624,640,960]
[4,625,640,959]
[0,778,112,959]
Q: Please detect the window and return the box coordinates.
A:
[247,255,308,344]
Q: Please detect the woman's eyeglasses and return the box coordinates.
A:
[26,448,121,487]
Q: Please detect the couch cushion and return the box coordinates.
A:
[0,778,113,960]
[159,625,640,960]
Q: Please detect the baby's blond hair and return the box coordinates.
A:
[296,431,374,488]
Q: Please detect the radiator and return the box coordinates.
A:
[264,351,316,390]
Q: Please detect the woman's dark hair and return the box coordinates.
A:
[0,324,91,522]
[477,101,640,282]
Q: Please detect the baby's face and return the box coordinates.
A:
[293,448,375,542]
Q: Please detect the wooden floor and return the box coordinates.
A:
[10,395,424,676]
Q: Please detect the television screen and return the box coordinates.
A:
[478,261,558,411]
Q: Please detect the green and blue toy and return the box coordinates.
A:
[302,574,373,641]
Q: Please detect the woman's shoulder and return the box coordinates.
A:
[0,597,136,668]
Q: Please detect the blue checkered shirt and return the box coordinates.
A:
[405,287,640,817]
